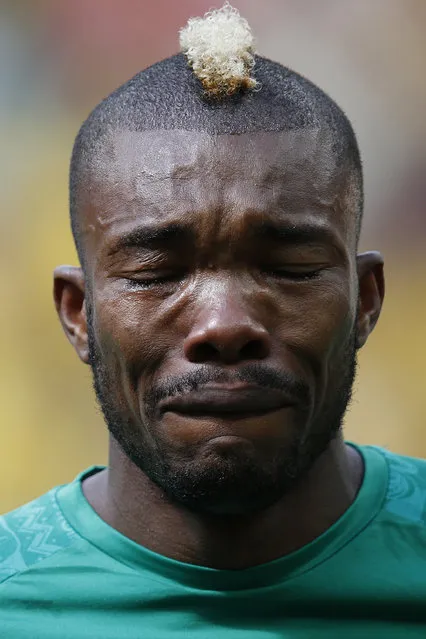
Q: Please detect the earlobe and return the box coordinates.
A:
[356,251,385,349]
[53,266,89,364]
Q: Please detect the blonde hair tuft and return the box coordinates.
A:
[179,2,257,99]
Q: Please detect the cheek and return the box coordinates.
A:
[275,279,355,379]
[92,289,181,390]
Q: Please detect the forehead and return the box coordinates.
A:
[80,128,353,251]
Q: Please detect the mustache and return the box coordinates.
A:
[144,363,311,416]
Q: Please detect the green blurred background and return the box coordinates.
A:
[1,0,426,512]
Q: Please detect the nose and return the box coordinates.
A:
[183,293,272,365]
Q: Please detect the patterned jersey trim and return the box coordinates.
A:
[378,447,426,524]
[0,488,78,584]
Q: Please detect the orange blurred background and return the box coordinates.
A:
[1,0,425,512]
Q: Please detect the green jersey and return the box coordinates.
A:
[1,445,426,638]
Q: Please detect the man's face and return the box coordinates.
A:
[56,128,383,515]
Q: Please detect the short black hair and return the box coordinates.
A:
[70,53,363,265]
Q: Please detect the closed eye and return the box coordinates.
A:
[267,267,324,281]
[125,271,185,290]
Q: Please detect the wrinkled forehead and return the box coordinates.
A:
[79,128,356,241]
[89,128,340,183]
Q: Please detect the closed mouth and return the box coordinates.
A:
[160,386,295,420]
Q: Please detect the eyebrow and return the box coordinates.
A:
[252,220,340,246]
[107,223,193,255]
[107,219,344,258]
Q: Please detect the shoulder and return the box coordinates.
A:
[0,486,79,585]
[372,446,426,525]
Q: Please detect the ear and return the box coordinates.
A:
[53,265,89,364]
[355,251,385,349]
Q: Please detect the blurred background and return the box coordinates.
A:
[1,0,425,512]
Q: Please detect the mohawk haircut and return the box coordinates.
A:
[179,2,257,98]
[70,4,363,266]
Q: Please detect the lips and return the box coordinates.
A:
[159,386,295,419]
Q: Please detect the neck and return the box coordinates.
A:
[82,434,363,570]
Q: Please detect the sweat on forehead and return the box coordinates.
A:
[86,128,340,181]
[69,54,363,264]
[78,129,359,269]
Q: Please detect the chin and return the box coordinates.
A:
[154,439,302,516]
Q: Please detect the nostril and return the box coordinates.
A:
[184,326,272,364]
[190,342,220,363]
[240,340,268,360]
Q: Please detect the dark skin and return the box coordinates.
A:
[54,128,384,570]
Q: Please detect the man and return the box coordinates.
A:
[1,4,425,637]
